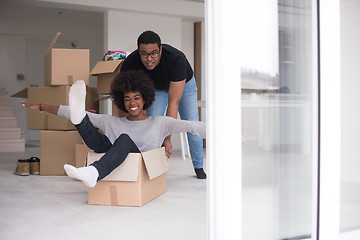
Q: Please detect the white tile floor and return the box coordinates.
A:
[0,143,207,240]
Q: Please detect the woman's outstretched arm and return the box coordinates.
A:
[20,101,59,115]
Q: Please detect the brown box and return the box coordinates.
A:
[75,143,91,168]
[12,86,98,130]
[40,130,83,175]
[44,32,90,86]
[90,60,123,94]
[87,147,168,207]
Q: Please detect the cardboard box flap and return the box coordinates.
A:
[142,147,169,180]
[90,60,123,75]
[47,32,61,53]
[11,88,28,98]
[87,151,140,181]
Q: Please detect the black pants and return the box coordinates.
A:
[75,115,140,181]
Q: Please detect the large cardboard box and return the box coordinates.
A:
[40,130,83,175]
[75,143,91,168]
[44,32,90,86]
[12,86,98,130]
[90,60,123,94]
[87,147,168,207]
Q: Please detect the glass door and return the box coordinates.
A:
[206,0,320,239]
[241,1,316,239]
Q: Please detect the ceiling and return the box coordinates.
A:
[0,0,204,21]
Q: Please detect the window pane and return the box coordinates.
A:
[242,1,315,239]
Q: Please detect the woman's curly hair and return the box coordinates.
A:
[110,70,155,113]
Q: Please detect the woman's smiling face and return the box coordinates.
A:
[124,91,146,120]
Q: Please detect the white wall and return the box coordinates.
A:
[105,11,182,53]
[0,4,104,141]
[21,0,204,20]
[341,2,360,183]
[182,21,195,69]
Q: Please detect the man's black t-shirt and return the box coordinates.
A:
[121,44,194,90]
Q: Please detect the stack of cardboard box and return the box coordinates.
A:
[12,32,98,175]
[11,33,168,206]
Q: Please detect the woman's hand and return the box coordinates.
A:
[20,101,41,111]
[20,102,59,115]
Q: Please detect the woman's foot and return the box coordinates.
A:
[64,164,99,188]
[69,80,86,125]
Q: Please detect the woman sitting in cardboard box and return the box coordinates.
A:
[21,70,206,188]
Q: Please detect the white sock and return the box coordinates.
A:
[64,164,99,188]
[69,80,86,125]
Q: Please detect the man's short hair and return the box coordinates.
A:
[137,30,161,48]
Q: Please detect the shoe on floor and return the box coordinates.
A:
[195,168,207,179]
[14,159,30,176]
[29,157,40,175]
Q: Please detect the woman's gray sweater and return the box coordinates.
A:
[58,105,205,152]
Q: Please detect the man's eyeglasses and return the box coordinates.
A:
[139,50,160,59]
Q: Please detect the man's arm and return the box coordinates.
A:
[162,79,186,159]
[166,79,186,118]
